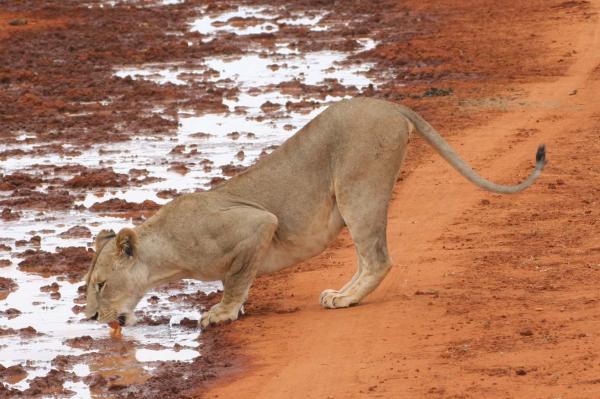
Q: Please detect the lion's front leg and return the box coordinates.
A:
[200,267,253,327]
[201,210,278,328]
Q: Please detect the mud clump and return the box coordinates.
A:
[65,335,95,350]
[189,132,212,139]
[168,162,190,175]
[84,373,107,390]
[0,364,28,384]
[0,277,17,300]
[89,198,160,213]
[178,317,199,328]
[71,305,85,314]
[40,282,60,293]
[0,208,21,221]
[0,173,42,191]
[168,289,221,309]
[285,99,320,113]
[209,176,226,188]
[135,314,171,326]
[0,190,75,210]
[17,247,93,281]
[129,168,163,185]
[65,168,128,188]
[220,164,248,177]
[0,308,22,319]
[0,383,22,399]
[260,100,282,113]
[0,326,41,337]
[156,189,179,199]
[22,369,74,397]
[59,225,92,238]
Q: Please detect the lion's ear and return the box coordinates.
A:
[116,228,138,258]
[94,229,116,252]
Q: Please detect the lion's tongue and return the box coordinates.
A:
[108,320,122,339]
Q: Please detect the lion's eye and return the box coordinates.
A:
[96,281,106,292]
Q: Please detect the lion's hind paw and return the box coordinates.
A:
[319,289,355,309]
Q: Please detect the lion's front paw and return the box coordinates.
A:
[320,289,355,309]
[200,303,243,328]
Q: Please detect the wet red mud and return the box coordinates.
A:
[1,0,599,398]
[17,246,93,281]
[0,326,41,337]
[65,168,129,188]
[0,189,77,211]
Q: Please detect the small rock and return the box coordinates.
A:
[8,19,28,26]
[178,317,199,328]
[59,226,91,239]
[515,368,527,376]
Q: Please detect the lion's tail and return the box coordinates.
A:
[396,105,546,194]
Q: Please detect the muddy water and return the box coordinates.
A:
[0,5,377,397]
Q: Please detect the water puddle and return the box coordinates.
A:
[0,4,379,397]
[189,6,327,37]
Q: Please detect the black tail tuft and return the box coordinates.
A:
[535,144,546,165]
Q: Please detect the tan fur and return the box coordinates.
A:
[94,229,116,252]
[85,98,545,328]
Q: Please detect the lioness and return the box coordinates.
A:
[85,98,546,328]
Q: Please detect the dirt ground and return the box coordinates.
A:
[202,2,600,399]
[1,0,599,398]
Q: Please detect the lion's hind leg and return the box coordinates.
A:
[320,139,404,309]
[319,191,395,309]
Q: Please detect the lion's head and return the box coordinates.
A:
[84,228,147,326]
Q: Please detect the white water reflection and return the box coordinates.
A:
[114,65,190,85]
[135,348,198,362]
[190,6,329,37]
[190,6,278,36]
